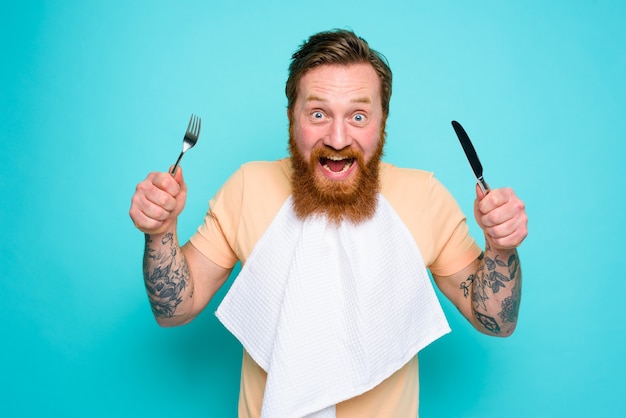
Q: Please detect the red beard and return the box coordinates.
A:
[288,126,385,225]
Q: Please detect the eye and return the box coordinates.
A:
[312,111,324,119]
[353,113,366,123]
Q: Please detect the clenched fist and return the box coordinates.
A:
[474,186,528,250]
[129,167,187,235]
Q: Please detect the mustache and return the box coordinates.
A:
[310,145,366,169]
[312,145,360,159]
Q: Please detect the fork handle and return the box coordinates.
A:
[170,151,184,175]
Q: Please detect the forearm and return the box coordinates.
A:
[467,240,522,337]
[143,231,195,326]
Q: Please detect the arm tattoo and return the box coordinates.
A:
[459,245,522,335]
[143,233,191,319]
[475,311,500,334]
[499,283,521,324]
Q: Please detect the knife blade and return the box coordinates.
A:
[451,120,490,194]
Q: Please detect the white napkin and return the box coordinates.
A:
[216,194,450,418]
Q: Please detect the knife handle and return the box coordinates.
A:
[477,176,490,195]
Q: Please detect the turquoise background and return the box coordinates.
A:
[2,0,625,416]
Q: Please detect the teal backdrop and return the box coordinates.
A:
[2,1,625,417]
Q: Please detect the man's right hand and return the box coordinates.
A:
[129,167,187,235]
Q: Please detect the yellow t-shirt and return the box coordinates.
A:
[190,159,481,418]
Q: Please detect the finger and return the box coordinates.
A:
[475,183,488,200]
[144,182,178,212]
[132,180,177,216]
[129,203,165,233]
[132,177,177,212]
[477,187,517,215]
[483,210,528,249]
[139,197,174,221]
[478,201,520,228]
[486,224,528,249]
[130,191,170,224]
[131,211,164,233]
[173,166,187,196]
[169,165,185,182]
[484,213,526,239]
[151,171,181,196]
[473,184,486,215]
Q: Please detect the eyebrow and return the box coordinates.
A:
[305,95,372,104]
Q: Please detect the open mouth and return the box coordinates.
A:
[320,156,355,174]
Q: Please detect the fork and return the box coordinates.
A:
[170,113,201,175]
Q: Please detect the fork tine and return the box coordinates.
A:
[187,114,195,133]
[196,116,201,137]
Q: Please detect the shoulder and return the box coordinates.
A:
[236,159,290,184]
[381,162,461,219]
[239,159,289,175]
[207,159,292,263]
[219,160,290,193]
[379,162,471,268]
[380,162,444,205]
[381,162,434,185]
[233,159,292,229]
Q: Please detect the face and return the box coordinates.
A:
[289,63,386,224]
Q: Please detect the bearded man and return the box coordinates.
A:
[129,29,528,418]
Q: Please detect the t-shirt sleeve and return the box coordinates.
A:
[188,168,244,269]
[426,175,482,277]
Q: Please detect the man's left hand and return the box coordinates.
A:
[474,186,528,250]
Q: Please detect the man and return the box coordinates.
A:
[129,29,528,417]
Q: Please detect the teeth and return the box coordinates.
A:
[322,159,353,173]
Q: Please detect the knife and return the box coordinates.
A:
[451,120,490,194]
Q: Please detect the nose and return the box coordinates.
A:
[323,119,352,150]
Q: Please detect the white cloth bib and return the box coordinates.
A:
[216,194,450,418]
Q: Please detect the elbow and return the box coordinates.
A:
[472,310,518,338]
[498,322,518,338]
[149,297,197,327]
[152,308,195,328]
[155,316,193,328]
[477,321,517,338]
[476,328,515,339]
